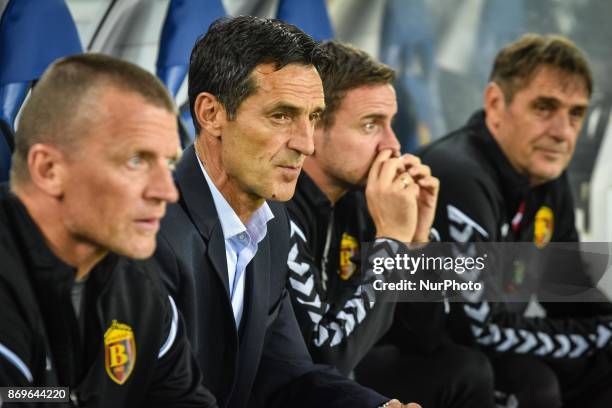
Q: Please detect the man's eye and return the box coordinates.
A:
[310,112,321,122]
[534,103,553,113]
[271,112,289,122]
[167,158,177,172]
[363,122,378,133]
[570,109,586,121]
[127,155,143,169]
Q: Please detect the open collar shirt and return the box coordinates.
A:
[196,155,274,327]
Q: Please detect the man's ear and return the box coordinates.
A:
[27,143,66,197]
[483,82,506,132]
[193,92,226,139]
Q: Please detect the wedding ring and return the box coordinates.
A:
[401,177,410,189]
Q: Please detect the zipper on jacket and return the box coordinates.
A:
[320,211,334,292]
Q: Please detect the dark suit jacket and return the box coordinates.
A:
[155,145,387,408]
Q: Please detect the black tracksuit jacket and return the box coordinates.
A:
[0,188,216,407]
[418,110,612,360]
[286,172,446,376]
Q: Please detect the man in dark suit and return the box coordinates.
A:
[154,16,420,408]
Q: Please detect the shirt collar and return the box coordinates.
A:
[196,154,274,243]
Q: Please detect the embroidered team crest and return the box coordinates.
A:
[534,206,554,248]
[104,320,136,385]
[339,233,359,280]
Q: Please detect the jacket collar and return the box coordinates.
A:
[297,170,334,212]
[467,110,532,202]
[2,188,118,289]
[174,144,221,240]
[173,143,232,295]
[4,189,77,278]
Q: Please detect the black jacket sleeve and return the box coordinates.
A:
[0,248,44,402]
[143,292,218,408]
[431,164,612,359]
[538,175,612,318]
[250,286,389,408]
[0,279,37,391]
[286,215,402,373]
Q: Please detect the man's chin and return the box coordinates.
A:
[350,176,368,192]
[268,190,295,202]
[529,167,565,186]
[266,183,298,202]
[115,241,156,260]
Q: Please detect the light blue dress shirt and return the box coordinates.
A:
[197,156,274,327]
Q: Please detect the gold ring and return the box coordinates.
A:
[402,177,410,189]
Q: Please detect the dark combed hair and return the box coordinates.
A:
[316,40,395,128]
[188,15,328,133]
[490,33,593,102]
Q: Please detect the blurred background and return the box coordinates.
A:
[1,0,612,249]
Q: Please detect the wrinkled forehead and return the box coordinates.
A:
[251,62,321,91]
[79,89,178,150]
[519,65,591,102]
[243,63,324,110]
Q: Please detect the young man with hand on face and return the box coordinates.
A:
[286,40,496,408]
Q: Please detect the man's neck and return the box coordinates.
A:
[15,188,107,280]
[303,159,348,205]
[195,139,263,224]
[484,115,542,187]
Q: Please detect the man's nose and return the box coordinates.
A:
[378,126,401,157]
[146,162,179,204]
[549,111,577,142]
[288,117,315,156]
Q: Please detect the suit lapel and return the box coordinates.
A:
[207,223,230,297]
[240,234,270,346]
[229,232,271,408]
[175,144,230,295]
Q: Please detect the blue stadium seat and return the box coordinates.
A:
[379,0,444,151]
[156,0,226,146]
[475,0,526,84]
[275,0,333,41]
[0,119,13,182]
[0,0,82,182]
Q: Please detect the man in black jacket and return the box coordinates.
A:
[286,40,495,408]
[420,34,612,407]
[154,16,418,408]
[0,55,216,406]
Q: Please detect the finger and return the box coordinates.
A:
[379,158,407,187]
[416,175,440,193]
[400,154,422,168]
[367,149,394,186]
[407,163,431,180]
[392,174,420,199]
[419,180,439,201]
[404,404,422,408]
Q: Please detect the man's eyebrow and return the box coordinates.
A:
[266,102,325,115]
[169,152,181,164]
[533,96,560,105]
[532,96,588,110]
[312,105,325,114]
[265,102,302,114]
[361,113,388,121]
